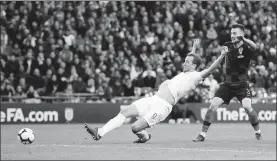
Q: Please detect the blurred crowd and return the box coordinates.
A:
[0,1,276,103]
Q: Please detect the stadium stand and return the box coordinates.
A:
[0,1,276,103]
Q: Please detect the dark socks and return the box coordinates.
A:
[201,109,216,133]
[202,121,212,133]
[245,110,260,131]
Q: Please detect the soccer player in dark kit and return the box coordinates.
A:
[193,24,262,142]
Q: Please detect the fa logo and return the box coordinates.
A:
[65,108,74,122]
[237,48,244,58]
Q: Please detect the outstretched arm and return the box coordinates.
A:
[238,36,257,51]
[200,46,228,78]
[191,39,200,53]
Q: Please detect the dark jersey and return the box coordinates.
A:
[224,42,255,83]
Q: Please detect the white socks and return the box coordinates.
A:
[255,129,261,134]
[200,132,206,137]
[98,113,126,137]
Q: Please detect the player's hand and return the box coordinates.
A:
[221,46,228,55]
[237,36,244,41]
[193,39,200,47]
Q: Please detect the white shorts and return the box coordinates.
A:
[131,95,173,127]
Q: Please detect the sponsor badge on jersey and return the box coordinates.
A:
[238,48,244,58]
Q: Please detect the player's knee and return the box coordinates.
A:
[242,98,253,113]
[209,97,223,111]
[131,123,142,134]
[120,105,128,113]
[119,107,128,117]
[209,104,218,112]
[120,104,136,118]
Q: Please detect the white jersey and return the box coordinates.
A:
[167,71,203,104]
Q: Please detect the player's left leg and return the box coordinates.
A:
[85,97,152,141]
[85,103,141,141]
[237,84,262,140]
[131,118,151,143]
[241,98,262,140]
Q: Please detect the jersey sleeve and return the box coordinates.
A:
[244,44,257,58]
[195,72,204,82]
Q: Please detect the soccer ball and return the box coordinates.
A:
[17,128,35,144]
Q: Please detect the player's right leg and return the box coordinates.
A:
[194,83,233,142]
[131,95,173,143]
[85,103,141,141]
[193,97,224,142]
[131,118,151,143]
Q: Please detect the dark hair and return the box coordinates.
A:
[187,52,202,69]
[231,24,245,32]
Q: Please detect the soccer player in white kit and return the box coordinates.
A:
[85,39,229,143]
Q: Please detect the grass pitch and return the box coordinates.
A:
[1,123,276,160]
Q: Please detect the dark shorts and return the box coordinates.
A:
[214,81,252,105]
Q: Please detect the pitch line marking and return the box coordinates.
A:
[1,144,275,154]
